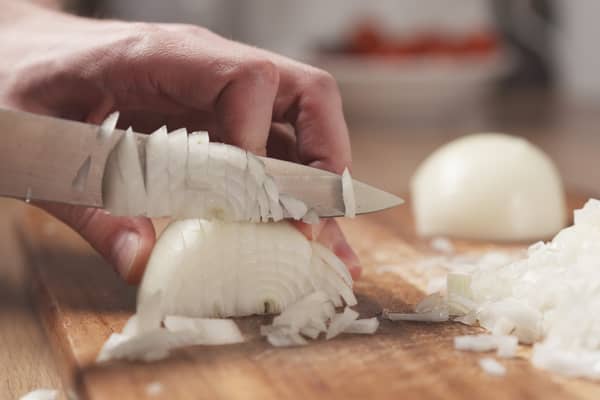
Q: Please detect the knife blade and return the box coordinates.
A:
[0,108,403,217]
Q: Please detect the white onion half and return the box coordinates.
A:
[138,219,355,319]
[411,133,566,241]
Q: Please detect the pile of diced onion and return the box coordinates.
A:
[387,199,600,379]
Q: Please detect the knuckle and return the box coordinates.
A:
[232,58,280,88]
[304,68,339,94]
[122,22,174,58]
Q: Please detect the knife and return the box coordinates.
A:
[0,108,403,217]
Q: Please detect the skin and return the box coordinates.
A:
[0,0,361,283]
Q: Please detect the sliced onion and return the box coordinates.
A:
[97,316,243,363]
[439,200,600,379]
[326,307,359,340]
[145,382,164,396]
[454,311,478,326]
[477,300,541,344]
[103,127,147,216]
[271,291,332,331]
[167,128,188,216]
[138,220,354,319]
[145,126,170,216]
[302,209,320,225]
[430,237,454,254]
[96,329,186,362]
[343,318,379,335]
[280,194,308,220]
[299,326,322,339]
[266,330,307,347]
[18,389,58,400]
[341,168,356,218]
[97,111,119,141]
[478,357,506,376]
[163,316,243,344]
[102,123,311,222]
[414,293,445,313]
[446,273,475,316]
[532,343,600,380]
[454,334,518,357]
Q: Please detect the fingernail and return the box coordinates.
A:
[110,231,140,279]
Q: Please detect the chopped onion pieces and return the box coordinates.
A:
[343,317,379,335]
[454,334,518,358]
[163,316,244,345]
[19,389,58,400]
[98,111,119,141]
[146,382,164,397]
[479,357,506,376]
[342,168,356,218]
[326,307,359,340]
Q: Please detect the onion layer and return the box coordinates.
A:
[138,219,356,320]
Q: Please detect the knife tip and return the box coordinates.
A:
[353,180,404,215]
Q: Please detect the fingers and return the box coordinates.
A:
[265,54,352,173]
[317,219,361,280]
[290,70,352,173]
[39,203,156,284]
[291,218,361,280]
[266,122,299,162]
[213,60,279,155]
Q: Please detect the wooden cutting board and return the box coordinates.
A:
[22,195,600,400]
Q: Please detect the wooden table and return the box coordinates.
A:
[2,93,600,399]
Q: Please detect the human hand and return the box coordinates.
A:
[0,1,361,282]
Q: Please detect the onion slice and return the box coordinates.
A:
[479,357,506,376]
[454,334,518,358]
[19,389,58,400]
[326,307,359,340]
[97,111,119,141]
[97,317,244,362]
[163,316,244,345]
[102,127,147,216]
[167,128,188,216]
[145,126,170,217]
[342,168,356,218]
[138,220,355,319]
[343,317,379,335]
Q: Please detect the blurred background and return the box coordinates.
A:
[40,0,600,194]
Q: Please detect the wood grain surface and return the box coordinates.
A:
[19,194,600,400]
[0,198,62,400]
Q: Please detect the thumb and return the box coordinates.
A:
[39,203,156,284]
